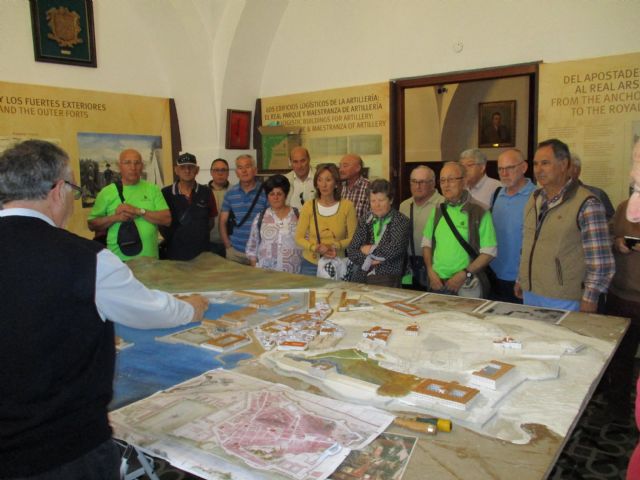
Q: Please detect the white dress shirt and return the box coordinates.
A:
[468,174,502,209]
[285,167,316,210]
[0,208,194,328]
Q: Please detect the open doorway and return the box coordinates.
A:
[391,63,538,203]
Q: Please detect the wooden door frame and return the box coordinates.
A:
[390,62,540,203]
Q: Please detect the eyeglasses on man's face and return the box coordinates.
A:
[120,160,143,167]
[65,180,83,200]
[210,168,229,174]
[440,176,464,184]
[460,162,480,169]
[497,161,524,173]
[51,180,83,200]
[410,179,434,186]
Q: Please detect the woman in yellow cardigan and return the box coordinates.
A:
[295,163,357,276]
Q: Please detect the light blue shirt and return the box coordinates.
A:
[490,179,536,281]
[523,290,580,312]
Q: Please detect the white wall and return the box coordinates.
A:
[2,0,640,183]
[260,1,640,96]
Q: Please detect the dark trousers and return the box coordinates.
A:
[209,241,226,257]
[364,274,402,288]
[11,439,120,480]
[489,278,522,304]
[602,291,640,417]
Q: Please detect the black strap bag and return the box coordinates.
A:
[115,182,143,256]
[227,183,264,236]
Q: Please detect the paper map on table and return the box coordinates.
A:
[110,369,394,480]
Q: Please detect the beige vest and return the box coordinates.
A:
[520,183,594,301]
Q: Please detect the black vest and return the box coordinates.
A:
[161,183,212,260]
[0,216,114,477]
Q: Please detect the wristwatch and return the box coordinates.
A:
[139,208,146,216]
[464,268,473,279]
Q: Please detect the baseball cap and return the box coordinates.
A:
[177,152,197,166]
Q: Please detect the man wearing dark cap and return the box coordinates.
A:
[160,152,217,260]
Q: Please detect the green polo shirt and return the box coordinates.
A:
[89,180,168,261]
[423,203,496,279]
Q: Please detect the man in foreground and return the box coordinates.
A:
[0,140,208,479]
[88,148,171,261]
[517,139,614,312]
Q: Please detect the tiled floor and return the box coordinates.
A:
[550,390,638,480]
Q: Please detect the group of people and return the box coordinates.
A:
[218,148,411,287]
[3,136,640,478]
[84,141,634,317]
[82,138,640,424]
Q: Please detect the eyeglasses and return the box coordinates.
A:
[211,168,229,173]
[410,179,434,186]
[498,161,524,173]
[51,180,83,200]
[65,181,83,200]
[440,176,464,184]
[121,160,143,167]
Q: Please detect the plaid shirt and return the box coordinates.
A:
[342,176,370,220]
[539,180,615,304]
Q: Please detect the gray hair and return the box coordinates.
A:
[370,178,394,202]
[459,148,487,165]
[0,140,69,205]
[410,165,435,180]
[442,160,466,178]
[235,154,256,168]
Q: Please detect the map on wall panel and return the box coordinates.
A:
[110,369,394,480]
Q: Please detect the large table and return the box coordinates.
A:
[113,253,628,479]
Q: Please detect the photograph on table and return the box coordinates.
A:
[477,301,569,324]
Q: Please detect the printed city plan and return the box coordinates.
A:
[110,369,393,480]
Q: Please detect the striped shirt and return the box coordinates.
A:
[221,182,267,252]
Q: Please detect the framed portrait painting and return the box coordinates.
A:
[29,0,97,67]
[478,100,516,148]
[225,109,252,150]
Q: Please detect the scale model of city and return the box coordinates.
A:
[153,286,603,439]
[115,284,616,479]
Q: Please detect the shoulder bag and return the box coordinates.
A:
[115,182,143,256]
[226,183,263,236]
